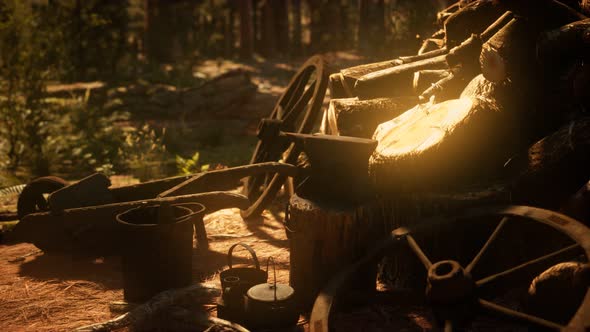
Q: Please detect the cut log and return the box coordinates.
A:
[182,70,258,116]
[413,69,451,95]
[321,96,418,138]
[369,74,516,194]
[354,55,448,99]
[536,19,590,64]
[328,48,449,99]
[561,180,590,226]
[353,9,512,102]
[509,117,590,210]
[495,0,587,29]
[444,0,505,47]
[480,18,537,84]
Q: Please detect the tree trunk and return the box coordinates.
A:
[239,0,254,59]
[273,0,289,55]
[358,0,385,54]
[292,0,302,55]
[225,2,235,57]
[261,0,276,56]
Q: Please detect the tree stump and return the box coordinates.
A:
[288,194,383,310]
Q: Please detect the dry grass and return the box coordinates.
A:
[0,244,122,331]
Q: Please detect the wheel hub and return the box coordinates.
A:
[426,260,476,325]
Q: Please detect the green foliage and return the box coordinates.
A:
[0,0,61,175]
[176,152,210,176]
[119,124,171,182]
[43,91,128,176]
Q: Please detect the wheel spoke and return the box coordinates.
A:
[466,216,509,273]
[406,234,432,270]
[476,244,583,291]
[283,67,313,111]
[282,80,317,127]
[478,298,564,330]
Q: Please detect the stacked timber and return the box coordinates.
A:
[323,0,590,197]
[294,0,590,303]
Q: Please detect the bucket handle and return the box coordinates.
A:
[171,202,206,220]
[228,242,260,270]
[266,256,278,302]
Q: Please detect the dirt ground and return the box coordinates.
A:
[0,195,294,332]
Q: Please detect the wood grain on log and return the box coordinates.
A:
[370,75,515,193]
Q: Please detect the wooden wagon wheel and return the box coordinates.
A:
[17,176,68,220]
[310,205,590,331]
[240,55,330,219]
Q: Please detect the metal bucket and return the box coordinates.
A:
[116,202,205,303]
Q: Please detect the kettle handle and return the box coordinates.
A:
[228,242,261,270]
[266,256,278,302]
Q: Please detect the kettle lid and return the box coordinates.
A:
[247,283,294,302]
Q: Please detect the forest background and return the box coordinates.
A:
[0,0,446,187]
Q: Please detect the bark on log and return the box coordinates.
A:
[182,70,257,116]
[353,9,512,102]
[495,0,587,29]
[509,118,590,210]
[369,74,516,194]
[413,69,451,95]
[321,96,418,138]
[354,55,448,99]
[287,194,383,310]
[444,0,505,47]
[480,18,537,84]
[328,48,448,99]
[561,181,590,226]
[536,19,590,63]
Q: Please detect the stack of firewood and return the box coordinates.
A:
[324,0,590,211]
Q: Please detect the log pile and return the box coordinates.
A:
[107,69,257,117]
[324,0,590,198]
[291,0,590,304]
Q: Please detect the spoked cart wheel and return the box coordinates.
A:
[17,176,68,220]
[310,205,590,331]
[241,55,331,219]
